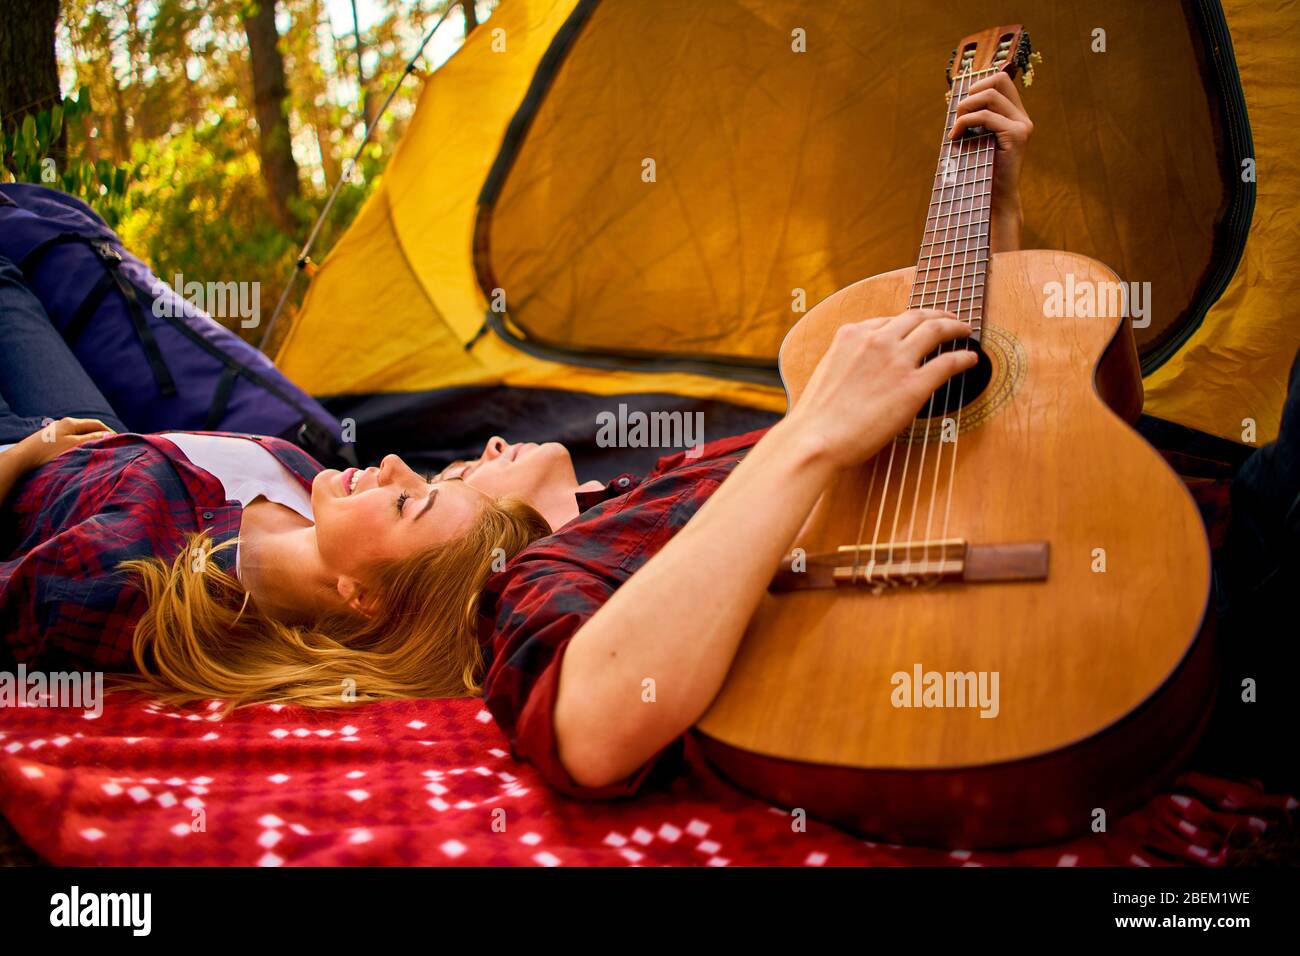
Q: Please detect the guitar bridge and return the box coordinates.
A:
[770,539,1049,592]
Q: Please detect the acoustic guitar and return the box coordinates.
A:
[692,25,1214,848]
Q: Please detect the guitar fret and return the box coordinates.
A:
[929,159,996,183]
[917,236,989,253]
[912,276,987,290]
[925,210,991,225]
[919,241,987,252]
[920,252,987,267]
[909,289,986,304]
[916,260,989,274]
[916,251,988,266]
[918,254,987,262]
[909,72,1002,313]
[933,156,995,170]
[929,181,992,195]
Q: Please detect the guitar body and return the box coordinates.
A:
[692,250,1214,848]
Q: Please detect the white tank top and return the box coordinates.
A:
[160,432,314,580]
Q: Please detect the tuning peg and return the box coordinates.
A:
[1022,51,1044,88]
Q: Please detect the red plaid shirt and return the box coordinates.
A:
[478,427,772,801]
[0,432,322,672]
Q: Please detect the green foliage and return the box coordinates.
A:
[1,87,136,228]
[8,0,492,344]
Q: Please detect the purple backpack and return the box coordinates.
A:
[0,183,350,466]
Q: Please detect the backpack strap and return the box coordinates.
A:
[18,231,179,398]
[89,241,178,398]
[205,364,241,429]
[18,232,92,273]
[62,270,118,345]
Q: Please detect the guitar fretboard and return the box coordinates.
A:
[908,68,1001,335]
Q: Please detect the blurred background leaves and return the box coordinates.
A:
[0,0,491,350]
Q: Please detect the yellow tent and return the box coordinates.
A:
[276,0,1299,473]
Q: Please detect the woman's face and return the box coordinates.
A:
[445,436,585,528]
[311,453,485,581]
[311,437,581,580]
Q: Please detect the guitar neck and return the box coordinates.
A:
[908,68,1002,337]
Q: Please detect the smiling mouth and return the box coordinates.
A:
[340,467,365,495]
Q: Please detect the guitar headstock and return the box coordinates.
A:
[945,25,1035,87]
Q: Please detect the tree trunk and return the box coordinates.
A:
[243,0,301,231]
[0,0,65,160]
[348,0,374,134]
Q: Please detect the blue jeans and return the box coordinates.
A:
[0,254,126,443]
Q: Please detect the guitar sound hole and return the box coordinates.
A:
[922,340,993,416]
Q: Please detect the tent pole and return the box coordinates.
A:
[258,2,459,355]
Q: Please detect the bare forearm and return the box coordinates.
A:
[989,198,1023,255]
[554,418,836,786]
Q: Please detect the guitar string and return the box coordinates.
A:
[855,78,963,587]
[860,67,992,584]
[929,99,988,575]
[937,105,997,568]
[890,69,966,581]
[908,69,979,579]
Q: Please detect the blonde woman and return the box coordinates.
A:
[0,253,565,709]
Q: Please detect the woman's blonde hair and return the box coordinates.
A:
[111,496,550,711]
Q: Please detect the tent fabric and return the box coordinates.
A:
[276,0,1299,446]
[1142,0,1300,444]
[483,1,1228,363]
[277,0,779,414]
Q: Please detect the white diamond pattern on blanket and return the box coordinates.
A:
[0,691,1290,866]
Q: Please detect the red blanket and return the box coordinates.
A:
[0,692,1293,866]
